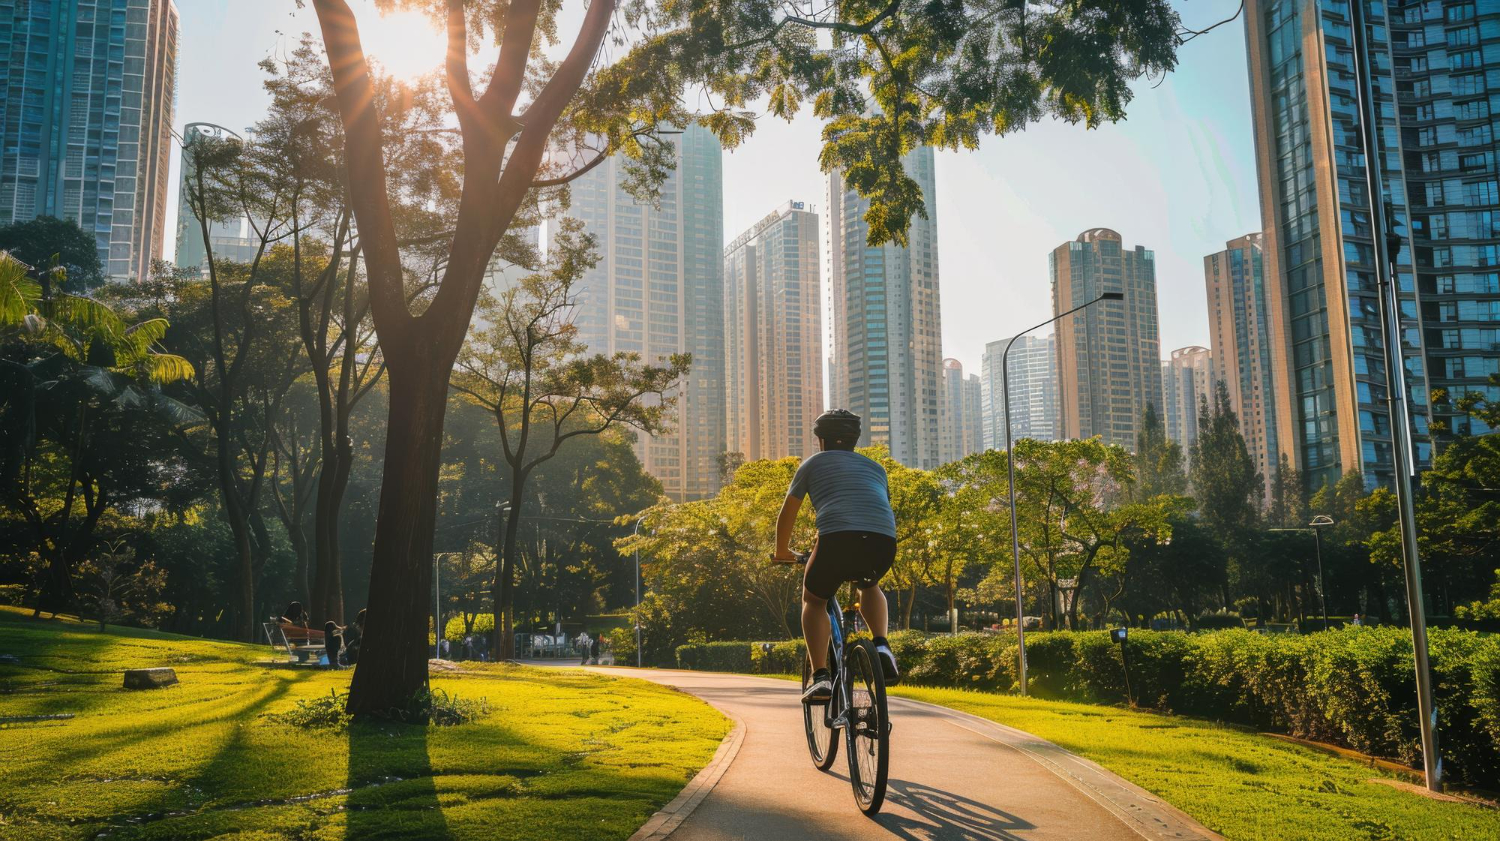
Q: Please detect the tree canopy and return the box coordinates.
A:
[0,216,105,292]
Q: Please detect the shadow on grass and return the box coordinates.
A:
[346,719,450,841]
[50,673,304,771]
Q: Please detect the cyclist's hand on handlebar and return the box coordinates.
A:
[769,549,801,564]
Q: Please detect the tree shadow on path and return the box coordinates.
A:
[346,718,450,840]
[873,778,1035,841]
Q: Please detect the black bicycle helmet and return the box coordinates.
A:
[813,409,862,446]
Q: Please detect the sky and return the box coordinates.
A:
[166,0,1259,376]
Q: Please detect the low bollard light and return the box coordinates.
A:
[1111,628,1133,706]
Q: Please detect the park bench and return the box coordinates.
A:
[262,621,326,665]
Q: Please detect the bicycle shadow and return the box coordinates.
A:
[833,775,1035,841]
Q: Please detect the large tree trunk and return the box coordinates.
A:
[36,546,72,617]
[215,434,257,641]
[497,493,526,660]
[314,0,616,711]
[345,364,451,717]
[310,438,352,623]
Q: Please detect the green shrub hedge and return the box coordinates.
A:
[673,627,1500,787]
[674,641,753,673]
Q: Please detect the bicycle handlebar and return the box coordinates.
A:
[769,550,812,565]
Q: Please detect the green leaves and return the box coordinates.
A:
[1134,402,1186,499]
[1,252,195,384]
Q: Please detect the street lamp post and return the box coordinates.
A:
[1310,515,1333,630]
[1004,290,1123,696]
[1347,0,1442,791]
[633,515,645,668]
[1271,514,1335,630]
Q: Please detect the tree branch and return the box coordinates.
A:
[311,0,412,346]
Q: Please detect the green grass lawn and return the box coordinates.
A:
[0,608,728,841]
[891,685,1500,841]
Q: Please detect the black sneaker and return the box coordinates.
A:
[802,668,833,704]
[875,644,900,686]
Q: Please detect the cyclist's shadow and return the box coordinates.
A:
[868,777,1034,841]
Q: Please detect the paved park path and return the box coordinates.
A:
[535,663,1223,841]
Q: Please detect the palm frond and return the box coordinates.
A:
[0,257,39,325]
[137,353,196,385]
[40,294,126,337]
[149,392,207,428]
[124,317,170,347]
[82,365,121,397]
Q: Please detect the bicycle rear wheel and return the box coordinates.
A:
[801,643,839,769]
[844,640,889,815]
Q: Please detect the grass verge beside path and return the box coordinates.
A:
[892,685,1499,841]
[0,607,728,841]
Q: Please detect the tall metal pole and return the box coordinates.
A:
[633,516,644,668]
[1003,349,1028,696]
[434,553,441,660]
[1312,527,1328,630]
[1003,291,1121,696]
[1346,0,1441,791]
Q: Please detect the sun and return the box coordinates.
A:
[352,6,449,83]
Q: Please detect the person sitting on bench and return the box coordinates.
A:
[323,620,344,667]
[344,609,366,665]
[278,602,323,645]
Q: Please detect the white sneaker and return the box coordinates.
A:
[802,669,833,704]
[875,644,900,686]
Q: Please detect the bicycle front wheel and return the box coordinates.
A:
[802,643,839,769]
[844,640,889,815]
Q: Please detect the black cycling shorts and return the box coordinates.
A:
[804,531,897,600]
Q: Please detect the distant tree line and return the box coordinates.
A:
[618,378,1500,663]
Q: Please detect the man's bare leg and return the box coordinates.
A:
[803,588,831,670]
[857,585,889,639]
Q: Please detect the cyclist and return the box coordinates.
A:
[771,409,900,703]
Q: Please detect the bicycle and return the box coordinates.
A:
[790,550,891,815]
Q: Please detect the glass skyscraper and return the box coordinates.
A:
[0,0,178,282]
[827,147,944,468]
[1246,0,1500,490]
[980,333,1058,452]
[558,124,725,500]
[174,123,259,274]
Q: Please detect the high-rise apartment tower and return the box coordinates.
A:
[1245,0,1500,488]
[724,201,824,461]
[1161,346,1212,449]
[1205,233,1281,493]
[557,125,725,500]
[1051,229,1163,450]
[939,358,983,462]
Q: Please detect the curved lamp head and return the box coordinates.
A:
[1310,514,1335,528]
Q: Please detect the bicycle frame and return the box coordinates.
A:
[821,590,855,730]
